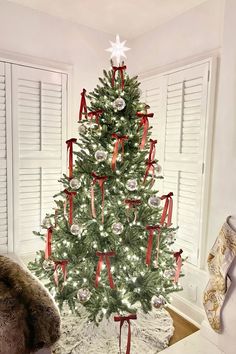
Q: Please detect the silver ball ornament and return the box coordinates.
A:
[70,224,81,236]
[113,97,126,111]
[95,150,108,162]
[42,216,52,228]
[126,179,138,191]
[69,178,81,189]
[42,259,54,272]
[148,196,161,208]
[78,124,87,135]
[156,164,162,174]
[152,295,166,309]
[77,288,91,303]
[164,269,175,278]
[112,222,124,235]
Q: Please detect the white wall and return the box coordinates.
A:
[0,0,112,136]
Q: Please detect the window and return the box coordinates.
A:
[140,59,215,266]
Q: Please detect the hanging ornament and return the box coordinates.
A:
[156,164,162,174]
[168,232,176,242]
[152,295,166,309]
[164,269,176,278]
[95,150,108,162]
[113,97,126,111]
[77,288,91,303]
[148,196,161,208]
[42,216,52,228]
[42,259,54,272]
[126,179,138,191]
[112,222,124,235]
[70,224,81,236]
[78,124,87,135]
[69,178,81,190]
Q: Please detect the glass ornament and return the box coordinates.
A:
[152,295,166,309]
[112,222,124,235]
[42,216,52,228]
[164,269,175,278]
[113,97,126,111]
[77,288,91,302]
[156,164,162,174]
[126,179,138,191]
[148,196,161,208]
[69,178,81,190]
[78,124,87,135]
[42,259,54,272]
[95,150,108,162]
[70,224,81,236]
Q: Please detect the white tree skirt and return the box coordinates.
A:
[53,305,174,354]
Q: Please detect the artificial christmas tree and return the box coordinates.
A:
[29,36,184,353]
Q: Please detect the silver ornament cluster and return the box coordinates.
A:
[70,178,81,190]
[77,288,91,303]
[113,97,126,111]
[148,196,161,208]
[95,150,108,162]
[70,224,81,236]
[126,179,138,191]
[152,295,166,309]
[112,222,124,235]
[42,259,54,272]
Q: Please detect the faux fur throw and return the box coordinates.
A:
[0,255,61,354]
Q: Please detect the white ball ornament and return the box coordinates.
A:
[148,196,161,208]
[42,259,54,272]
[69,178,81,190]
[152,295,166,309]
[95,150,108,162]
[70,224,81,236]
[77,288,91,303]
[126,179,138,191]
[113,97,126,111]
[112,222,124,235]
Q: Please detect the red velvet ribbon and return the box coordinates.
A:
[145,225,161,266]
[160,192,173,227]
[136,112,154,149]
[111,133,129,171]
[112,65,126,90]
[95,251,115,289]
[54,260,68,286]
[174,249,183,283]
[143,160,156,185]
[114,314,137,354]
[91,172,108,223]
[148,139,157,161]
[66,138,77,178]
[88,109,103,125]
[79,88,87,121]
[64,189,77,225]
[45,227,53,260]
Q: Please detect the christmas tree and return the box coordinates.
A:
[29,36,183,329]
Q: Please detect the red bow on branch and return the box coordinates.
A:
[95,251,116,289]
[54,260,68,286]
[145,225,161,266]
[88,109,103,125]
[45,227,53,260]
[91,172,108,223]
[136,112,154,149]
[174,249,183,283]
[111,133,129,171]
[114,314,137,354]
[149,139,157,161]
[79,88,87,121]
[64,189,77,225]
[66,138,77,178]
[112,65,126,90]
[143,160,156,186]
[160,192,173,227]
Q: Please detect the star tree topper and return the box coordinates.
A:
[106,34,130,65]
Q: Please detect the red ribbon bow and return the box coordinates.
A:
[91,172,108,223]
[88,109,103,125]
[79,88,87,121]
[160,192,173,227]
[45,227,53,260]
[114,314,137,354]
[66,138,77,178]
[64,189,77,225]
[124,199,142,208]
[145,225,161,266]
[149,139,157,161]
[112,65,126,90]
[143,160,156,186]
[174,249,183,283]
[95,251,116,289]
[136,112,154,149]
[54,260,68,286]
[111,133,129,171]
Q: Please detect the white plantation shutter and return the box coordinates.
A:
[12,65,67,254]
[141,62,211,266]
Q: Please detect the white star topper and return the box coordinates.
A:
[106,34,130,65]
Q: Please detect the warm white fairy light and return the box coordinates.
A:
[106,34,130,65]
